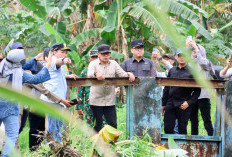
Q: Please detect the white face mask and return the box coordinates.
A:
[6,49,26,64]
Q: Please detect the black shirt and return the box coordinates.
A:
[162,65,200,107]
[121,57,156,77]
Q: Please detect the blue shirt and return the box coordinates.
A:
[40,56,67,107]
[0,67,50,119]
[22,58,38,72]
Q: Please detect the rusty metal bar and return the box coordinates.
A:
[66,77,140,87]
[67,77,226,89]
[161,134,221,157]
[156,77,226,89]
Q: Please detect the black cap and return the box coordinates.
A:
[51,43,71,51]
[131,39,144,48]
[97,44,111,53]
[162,54,175,61]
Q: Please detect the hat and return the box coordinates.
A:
[176,49,183,56]
[51,43,71,51]
[97,44,111,53]
[131,39,144,48]
[11,42,24,50]
[162,54,175,61]
[89,50,98,57]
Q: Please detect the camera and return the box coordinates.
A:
[43,46,50,59]
[153,48,159,54]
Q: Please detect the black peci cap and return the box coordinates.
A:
[131,39,144,48]
[51,43,71,51]
[97,44,111,53]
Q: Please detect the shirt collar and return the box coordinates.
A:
[177,64,188,70]
[132,57,145,63]
[97,58,111,65]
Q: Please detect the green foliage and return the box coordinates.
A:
[176,0,208,18]
[0,6,48,55]
[127,6,163,33]
[45,23,65,43]
[191,20,212,40]
[169,1,199,21]
[68,51,88,75]
[201,32,231,64]
[19,0,47,20]
[111,50,124,59]
[100,26,117,42]
[219,21,232,32]
[69,28,101,51]
[168,136,180,149]
[106,1,118,27]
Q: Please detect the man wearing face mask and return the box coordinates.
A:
[10,43,45,140]
[11,42,44,72]
[0,49,52,157]
[121,39,157,77]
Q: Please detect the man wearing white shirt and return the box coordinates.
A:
[40,43,77,142]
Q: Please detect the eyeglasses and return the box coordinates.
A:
[177,54,184,57]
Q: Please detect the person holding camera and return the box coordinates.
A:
[151,48,176,77]
[186,37,214,136]
[220,53,232,79]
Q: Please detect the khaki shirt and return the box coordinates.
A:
[87,59,129,106]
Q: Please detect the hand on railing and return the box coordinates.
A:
[96,72,105,80]
[128,72,135,82]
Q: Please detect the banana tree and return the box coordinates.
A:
[92,0,213,60]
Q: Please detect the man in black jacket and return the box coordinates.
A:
[162,49,200,134]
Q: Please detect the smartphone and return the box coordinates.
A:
[229,53,232,60]
[186,36,193,43]
[43,46,50,59]
[70,98,79,106]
